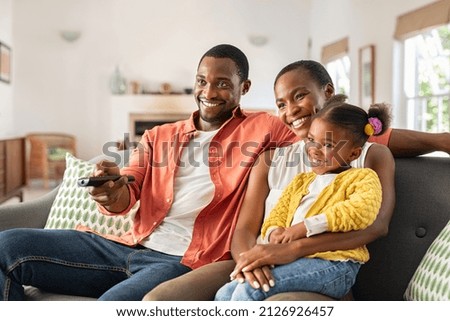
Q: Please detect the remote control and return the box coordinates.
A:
[77,175,135,187]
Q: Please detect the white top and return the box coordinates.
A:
[263,173,337,242]
[140,130,218,255]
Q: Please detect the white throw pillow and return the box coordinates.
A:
[404,221,450,300]
[45,153,137,237]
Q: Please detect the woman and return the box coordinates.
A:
[227,61,395,295]
[144,60,449,301]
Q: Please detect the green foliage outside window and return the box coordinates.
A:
[415,25,450,132]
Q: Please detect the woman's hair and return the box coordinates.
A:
[199,44,249,83]
[274,60,333,89]
[314,94,392,147]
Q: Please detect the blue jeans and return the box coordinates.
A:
[0,228,191,300]
[215,258,360,301]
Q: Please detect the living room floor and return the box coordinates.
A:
[1,179,59,206]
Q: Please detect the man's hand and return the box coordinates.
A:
[88,160,130,212]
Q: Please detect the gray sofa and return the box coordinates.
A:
[0,156,449,300]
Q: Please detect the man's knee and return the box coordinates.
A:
[0,229,28,257]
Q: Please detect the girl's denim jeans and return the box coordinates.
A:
[215,257,360,301]
[0,228,190,300]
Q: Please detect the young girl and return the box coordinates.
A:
[215,95,391,300]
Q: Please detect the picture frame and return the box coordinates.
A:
[359,44,375,107]
[0,42,11,84]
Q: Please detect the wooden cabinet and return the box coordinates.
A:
[0,137,26,204]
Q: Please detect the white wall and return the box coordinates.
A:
[11,0,309,159]
[0,0,13,137]
[7,0,439,158]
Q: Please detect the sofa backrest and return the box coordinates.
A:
[352,156,450,300]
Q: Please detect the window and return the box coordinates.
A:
[395,0,450,132]
[321,38,350,96]
[403,24,450,132]
[326,56,351,96]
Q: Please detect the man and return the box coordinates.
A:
[0,44,296,300]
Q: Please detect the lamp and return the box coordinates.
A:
[248,35,268,47]
[60,30,81,43]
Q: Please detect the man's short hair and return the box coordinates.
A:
[199,44,249,83]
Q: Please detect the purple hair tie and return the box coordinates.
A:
[368,117,383,135]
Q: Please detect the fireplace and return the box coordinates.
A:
[109,94,196,149]
[129,112,191,142]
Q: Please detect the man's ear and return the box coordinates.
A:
[241,80,251,95]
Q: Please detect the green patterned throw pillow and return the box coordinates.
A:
[45,153,137,237]
[404,221,450,300]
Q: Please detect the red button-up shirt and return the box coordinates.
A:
[100,107,297,269]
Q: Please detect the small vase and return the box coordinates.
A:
[109,66,127,94]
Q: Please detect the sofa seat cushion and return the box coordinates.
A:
[24,286,96,301]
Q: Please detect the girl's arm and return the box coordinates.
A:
[260,172,302,238]
[233,143,395,273]
[323,169,381,233]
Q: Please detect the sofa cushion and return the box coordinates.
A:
[24,286,96,301]
[404,220,450,300]
[44,153,138,237]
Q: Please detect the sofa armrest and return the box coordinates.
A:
[0,187,59,231]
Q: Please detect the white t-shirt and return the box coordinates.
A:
[140,130,218,255]
[262,173,337,242]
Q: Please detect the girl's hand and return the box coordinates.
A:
[269,227,286,244]
[278,227,299,243]
[271,223,307,243]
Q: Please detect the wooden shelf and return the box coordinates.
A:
[0,137,26,204]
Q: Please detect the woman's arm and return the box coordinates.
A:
[233,143,395,272]
[231,149,275,290]
[380,128,449,157]
[231,150,273,260]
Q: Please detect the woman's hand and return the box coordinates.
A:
[230,242,302,291]
[231,265,274,292]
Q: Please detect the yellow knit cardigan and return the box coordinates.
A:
[261,168,382,263]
